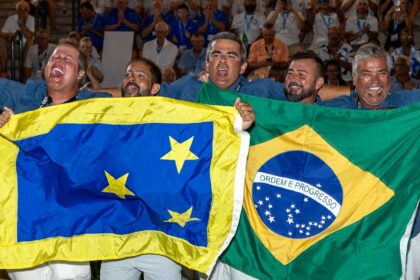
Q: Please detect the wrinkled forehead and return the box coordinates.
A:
[358,57,388,70]
[210,39,241,54]
[51,45,80,59]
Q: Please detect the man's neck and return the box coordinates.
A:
[264,40,274,47]
[88,13,95,21]
[299,95,317,104]
[193,48,202,56]
[48,90,77,105]
[39,45,48,54]
[157,38,165,46]
[402,45,411,54]
[357,13,367,19]
[396,74,410,84]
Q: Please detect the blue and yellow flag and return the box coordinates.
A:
[0,97,249,273]
[199,83,420,279]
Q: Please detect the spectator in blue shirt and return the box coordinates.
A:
[177,32,206,76]
[160,31,346,102]
[78,1,105,53]
[197,0,229,46]
[141,0,175,42]
[104,0,141,33]
[170,3,198,51]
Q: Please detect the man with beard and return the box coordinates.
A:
[319,43,420,109]
[100,57,183,280]
[284,51,326,104]
[159,32,343,103]
[0,38,110,279]
[203,51,329,280]
[101,57,255,280]
[120,57,162,97]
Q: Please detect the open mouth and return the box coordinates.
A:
[287,82,303,92]
[50,67,64,78]
[216,68,229,78]
[124,83,140,96]
[366,86,384,98]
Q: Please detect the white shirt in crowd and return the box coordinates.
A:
[142,38,179,69]
[268,10,303,46]
[345,14,378,47]
[231,11,266,44]
[1,14,35,44]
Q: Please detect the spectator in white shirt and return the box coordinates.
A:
[142,21,179,68]
[23,28,56,81]
[266,0,305,56]
[231,0,266,48]
[0,0,35,77]
[345,0,378,50]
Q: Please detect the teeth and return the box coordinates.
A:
[367,87,382,95]
[52,68,64,75]
[128,85,138,93]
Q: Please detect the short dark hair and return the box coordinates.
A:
[191,31,204,38]
[325,59,341,71]
[128,58,162,84]
[206,32,247,63]
[176,3,189,11]
[80,1,95,11]
[289,51,325,78]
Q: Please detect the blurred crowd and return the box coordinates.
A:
[1,0,420,91]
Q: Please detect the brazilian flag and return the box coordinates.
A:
[199,82,420,279]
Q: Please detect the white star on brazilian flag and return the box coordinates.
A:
[160,136,198,173]
[102,171,135,199]
[244,125,394,265]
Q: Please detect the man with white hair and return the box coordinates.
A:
[142,21,179,68]
[320,44,420,109]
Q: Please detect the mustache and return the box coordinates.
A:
[122,82,140,96]
[287,81,303,88]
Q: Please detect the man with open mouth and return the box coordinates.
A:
[0,38,110,280]
[319,43,420,109]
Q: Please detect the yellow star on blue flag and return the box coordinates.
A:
[165,207,200,227]
[160,136,198,173]
[102,171,135,199]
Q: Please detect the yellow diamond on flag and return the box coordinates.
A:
[244,125,394,265]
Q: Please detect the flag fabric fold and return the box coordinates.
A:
[198,83,420,280]
[0,96,249,274]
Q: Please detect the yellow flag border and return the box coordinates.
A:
[0,97,250,273]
